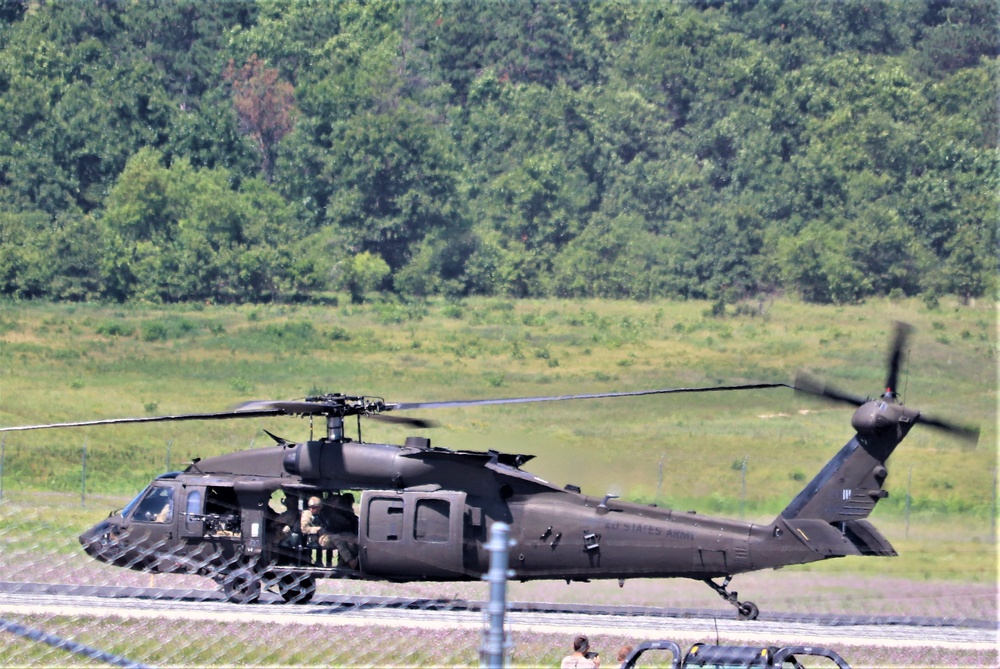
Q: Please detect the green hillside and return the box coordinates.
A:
[1,297,994,522]
[1,1,997,304]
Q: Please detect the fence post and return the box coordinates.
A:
[992,467,997,545]
[655,454,664,503]
[904,465,912,539]
[0,434,5,503]
[81,438,88,507]
[481,522,513,669]
[739,455,748,519]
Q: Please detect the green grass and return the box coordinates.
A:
[0,296,996,585]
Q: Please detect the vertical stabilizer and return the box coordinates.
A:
[777,425,903,558]
[780,434,895,523]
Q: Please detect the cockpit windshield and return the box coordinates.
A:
[131,485,174,523]
[120,485,151,519]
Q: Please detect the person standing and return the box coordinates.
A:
[561,635,600,668]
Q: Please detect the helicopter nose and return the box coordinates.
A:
[79,519,118,562]
[79,520,107,555]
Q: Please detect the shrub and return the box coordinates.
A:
[230,377,256,393]
[442,303,464,319]
[484,372,505,387]
[96,321,135,337]
[327,326,351,341]
[142,321,169,341]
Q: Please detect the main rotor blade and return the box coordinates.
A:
[794,372,867,407]
[389,383,792,411]
[885,321,914,394]
[234,400,332,414]
[369,414,438,429]
[1,383,791,433]
[0,408,286,432]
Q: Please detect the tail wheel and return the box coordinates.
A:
[737,601,759,621]
[222,567,261,604]
[278,573,316,604]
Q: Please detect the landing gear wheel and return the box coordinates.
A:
[737,601,759,621]
[222,567,261,604]
[703,576,761,621]
[277,573,316,604]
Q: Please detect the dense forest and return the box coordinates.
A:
[1,0,996,305]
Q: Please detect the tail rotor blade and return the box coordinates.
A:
[794,372,867,407]
[917,413,980,447]
[885,321,914,395]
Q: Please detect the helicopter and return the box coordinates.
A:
[0,323,977,619]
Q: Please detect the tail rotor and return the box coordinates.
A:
[793,322,979,446]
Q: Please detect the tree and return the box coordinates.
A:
[0,210,57,298]
[322,104,467,274]
[937,224,995,304]
[341,251,390,304]
[0,0,995,303]
[102,148,300,302]
[224,54,298,182]
[778,222,870,304]
[909,0,999,77]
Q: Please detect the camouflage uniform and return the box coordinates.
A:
[300,497,328,544]
[322,493,359,568]
[269,498,298,546]
[301,495,359,569]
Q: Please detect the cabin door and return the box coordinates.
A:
[360,490,467,579]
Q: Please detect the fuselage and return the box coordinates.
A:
[79,436,835,585]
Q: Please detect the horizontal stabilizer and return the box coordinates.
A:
[842,519,897,556]
[782,519,862,557]
[781,518,896,558]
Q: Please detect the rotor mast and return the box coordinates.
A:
[328,414,345,441]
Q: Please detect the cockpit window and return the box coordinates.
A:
[121,486,151,519]
[131,485,174,524]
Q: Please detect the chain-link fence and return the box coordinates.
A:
[1,485,997,668]
[1,488,506,667]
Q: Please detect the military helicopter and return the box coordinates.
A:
[0,323,977,618]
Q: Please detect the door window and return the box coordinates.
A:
[186,490,202,516]
[413,498,450,543]
[366,498,404,541]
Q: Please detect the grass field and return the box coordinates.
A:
[1,296,994,511]
[0,295,996,668]
[1,296,996,574]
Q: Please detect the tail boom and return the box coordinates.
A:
[768,403,916,563]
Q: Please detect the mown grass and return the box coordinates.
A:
[0,297,995,568]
